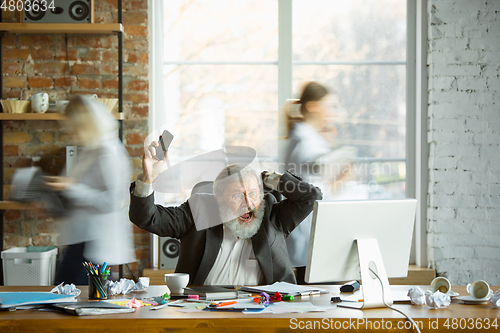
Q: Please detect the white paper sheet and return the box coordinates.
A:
[242,301,336,314]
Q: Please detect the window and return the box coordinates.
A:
[151,0,408,205]
[291,0,407,200]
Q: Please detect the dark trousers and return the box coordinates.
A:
[295,266,307,285]
[54,242,89,285]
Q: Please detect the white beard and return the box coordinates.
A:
[219,200,266,239]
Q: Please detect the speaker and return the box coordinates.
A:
[159,237,180,270]
[22,0,94,23]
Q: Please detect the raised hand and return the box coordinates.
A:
[141,141,169,184]
[43,176,75,191]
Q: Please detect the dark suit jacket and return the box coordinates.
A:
[129,172,322,285]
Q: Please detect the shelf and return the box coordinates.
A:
[389,265,436,285]
[0,201,32,210]
[0,113,123,120]
[143,268,175,285]
[0,23,123,34]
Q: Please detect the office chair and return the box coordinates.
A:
[191,181,214,195]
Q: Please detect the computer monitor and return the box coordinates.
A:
[305,199,417,309]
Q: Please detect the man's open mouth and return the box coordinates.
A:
[238,211,254,222]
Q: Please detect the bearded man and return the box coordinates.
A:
[129,142,323,286]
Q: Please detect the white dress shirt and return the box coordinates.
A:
[204,225,263,285]
[134,176,154,197]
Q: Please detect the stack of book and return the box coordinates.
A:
[51,301,134,316]
[183,286,241,300]
[240,282,328,296]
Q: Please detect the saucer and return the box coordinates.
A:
[456,295,490,304]
[446,291,460,297]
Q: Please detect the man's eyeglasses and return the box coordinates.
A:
[231,191,261,204]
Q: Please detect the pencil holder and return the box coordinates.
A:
[88,274,109,300]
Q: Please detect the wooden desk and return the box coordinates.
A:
[0,285,498,332]
[144,265,437,286]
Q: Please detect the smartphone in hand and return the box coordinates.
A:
[154,130,174,160]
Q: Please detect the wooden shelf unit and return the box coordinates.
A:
[0,201,31,210]
[0,4,126,288]
[0,113,123,120]
[0,23,123,34]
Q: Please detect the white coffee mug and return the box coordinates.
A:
[164,273,189,294]
[30,92,49,113]
[467,280,493,299]
[430,277,451,294]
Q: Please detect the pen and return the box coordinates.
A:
[101,262,108,274]
[150,303,169,310]
[217,301,237,307]
[170,295,195,300]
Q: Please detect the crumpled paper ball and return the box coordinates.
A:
[407,286,426,305]
[135,277,150,291]
[489,289,500,308]
[425,290,451,309]
[108,277,150,295]
[50,282,81,297]
[126,297,142,308]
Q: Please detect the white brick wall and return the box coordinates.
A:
[427,0,500,285]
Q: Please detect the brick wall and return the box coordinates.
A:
[1,0,150,279]
[427,0,500,284]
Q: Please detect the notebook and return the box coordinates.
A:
[51,301,135,316]
[183,286,239,300]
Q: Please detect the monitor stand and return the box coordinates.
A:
[338,238,393,309]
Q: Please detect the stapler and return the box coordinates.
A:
[340,280,360,293]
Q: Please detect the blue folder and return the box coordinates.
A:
[0,292,76,309]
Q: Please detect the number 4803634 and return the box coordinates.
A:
[443,318,498,330]
[1,0,55,12]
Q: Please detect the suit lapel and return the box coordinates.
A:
[193,224,223,285]
[252,217,273,284]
